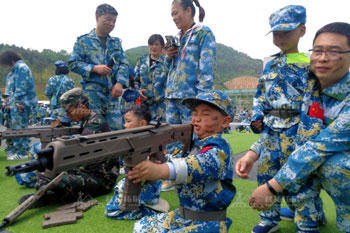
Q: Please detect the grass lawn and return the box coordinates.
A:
[0,132,341,232]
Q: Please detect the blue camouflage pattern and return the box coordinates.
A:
[268,5,306,33]
[45,74,76,110]
[5,60,37,156]
[134,132,235,232]
[250,53,325,230]
[105,178,163,220]
[182,90,236,120]
[69,29,129,130]
[5,60,37,109]
[165,24,215,99]
[275,72,350,232]
[14,141,41,187]
[134,54,167,120]
[251,53,309,131]
[165,24,215,125]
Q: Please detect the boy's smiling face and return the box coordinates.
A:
[191,103,231,139]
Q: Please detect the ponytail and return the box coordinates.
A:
[173,0,205,22]
[193,0,205,22]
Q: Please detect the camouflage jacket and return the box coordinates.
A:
[169,132,235,212]
[165,24,216,99]
[69,29,128,93]
[45,74,76,108]
[134,54,167,102]
[275,72,350,192]
[5,60,37,108]
[251,53,310,131]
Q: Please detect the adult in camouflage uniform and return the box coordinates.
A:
[131,91,236,233]
[250,22,350,233]
[24,88,119,205]
[0,50,38,160]
[69,3,128,131]
[236,6,326,233]
[134,34,168,121]
[45,60,75,110]
[165,0,215,125]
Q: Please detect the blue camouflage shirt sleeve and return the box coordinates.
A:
[275,95,350,192]
[68,30,128,88]
[69,37,96,79]
[170,135,233,184]
[251,60,273,123]
[196,28,216,94]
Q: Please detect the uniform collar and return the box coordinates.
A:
[87,29,112,41]
[322,72,350,101]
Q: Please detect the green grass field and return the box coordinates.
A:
[0,132,341,232]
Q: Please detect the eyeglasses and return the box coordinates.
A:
[309,49,350,59]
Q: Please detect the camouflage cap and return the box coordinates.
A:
[268,5,306,33]
[182,91,236,121]
[59,88,87,111]
[54,60,67,68]
[96,3,118,16]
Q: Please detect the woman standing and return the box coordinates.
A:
[165,0,216,124]
[0,50,38,160]
[45,60,76,111]
[134,34,168,121]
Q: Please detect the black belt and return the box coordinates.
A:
[264,109,300,119]
[179,206,226,221]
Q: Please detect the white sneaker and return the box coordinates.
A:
[7,154,28,161]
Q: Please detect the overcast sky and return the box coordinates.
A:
[1,0,349,61]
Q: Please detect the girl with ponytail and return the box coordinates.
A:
[165,0,216,125]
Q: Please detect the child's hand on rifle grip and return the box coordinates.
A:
[128,161,169,184]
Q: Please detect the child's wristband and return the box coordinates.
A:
[266,181,278,195]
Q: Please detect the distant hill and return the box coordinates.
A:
[0,43,263,98]
[125,43,263,89]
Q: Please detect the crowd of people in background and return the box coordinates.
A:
[1,1,350,233]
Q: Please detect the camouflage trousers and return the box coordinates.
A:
[105,178,162,220]
[257,127,325,231]
[83,84,123,131]
[143,99,166,122]
[9,106,30,155]
[165,99,192,124]
[315,151,350,232]
[4,109,15,155]
[133,209,232,233]
[36,160,119,203]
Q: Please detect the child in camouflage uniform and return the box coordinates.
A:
[105,104,169,220]
[134,34,168,121]
[19,88,119,206]
[131,91,236,233]
[250,22,350,233]
[236,5,325,233]
[45,60,76,111]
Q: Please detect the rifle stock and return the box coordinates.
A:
[0,172,66,230]
[6,123,193,211]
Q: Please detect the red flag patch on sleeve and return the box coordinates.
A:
[198,146,213,154]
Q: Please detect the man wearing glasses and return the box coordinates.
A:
[249,22,350,233]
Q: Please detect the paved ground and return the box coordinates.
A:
[233,151,258,181]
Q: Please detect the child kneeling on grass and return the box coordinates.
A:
[130,91,236,233]
[105,104,169,219]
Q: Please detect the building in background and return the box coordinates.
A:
[223,76,258,110]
